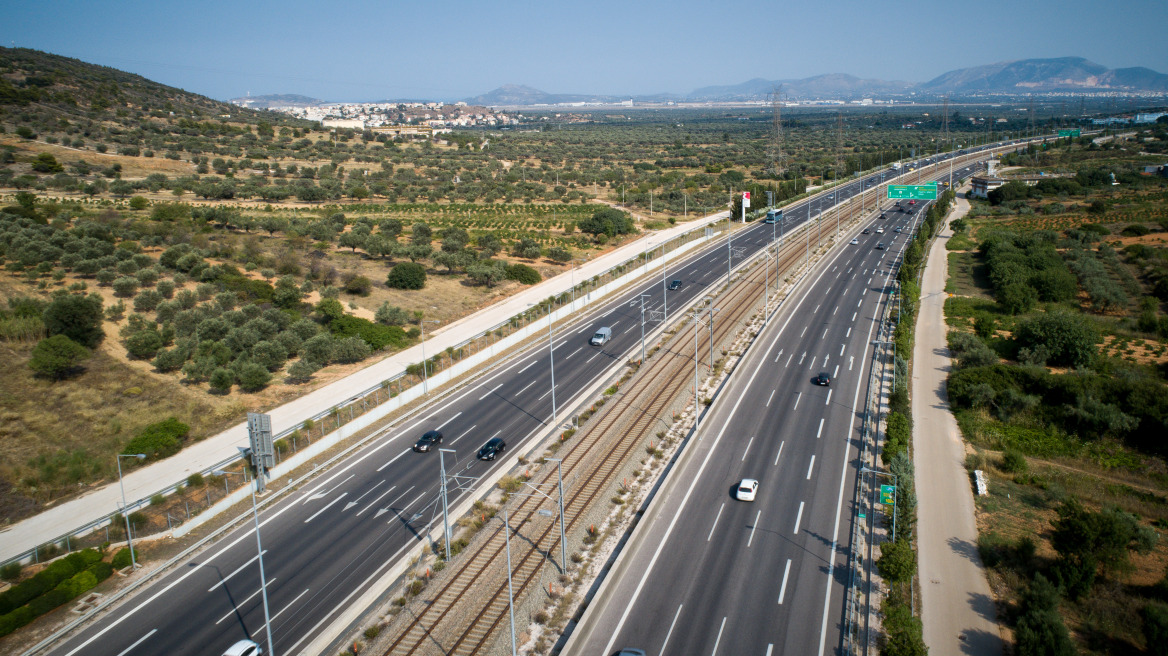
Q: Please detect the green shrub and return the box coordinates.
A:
[877,538,916,583]
[1002,449,1028,474]
[386,262,426,290]
[122,417,190,460]
[505,263,541,285]
[0,605,36,637]
[1143,602,1168,656]
[0,563,21,582]
[330,314,407,351]
[28,334,90,379]
[111,547,136,570]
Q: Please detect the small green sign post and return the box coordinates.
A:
[887,184,938,200]
[880,484,895,505]
[1058,129,1081,138]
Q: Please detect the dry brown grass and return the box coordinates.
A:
[0,136,196,177]
[0,340,242,522]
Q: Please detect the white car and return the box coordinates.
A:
[850,238,859,245]
[737,478,759,502]
[876,227,884,233]
[223,641,262,656]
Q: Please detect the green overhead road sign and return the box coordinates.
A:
[887,184,938,200]
[880,484,896,505]
[1058,129,1081,137]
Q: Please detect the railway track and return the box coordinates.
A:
[379,181,906,656]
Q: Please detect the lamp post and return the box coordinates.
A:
[502,508,517,656]
[214,468,275,656]
[691,305,719,433]
[529,302,557,423]
[419,311,440,394]
[638,293,651,363]
[660,242,669,322]
[439,449,455,561]
[116,453,146,569]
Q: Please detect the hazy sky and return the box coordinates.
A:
[4,0,1166,102]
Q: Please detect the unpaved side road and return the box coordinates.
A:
[911,191,1004,655]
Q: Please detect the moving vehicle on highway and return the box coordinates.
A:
[668,279,683,291]
[862,228,871,234]
[736,479,759,502]
[223,640,262,656]
[850,238,859,245]
[478,437,507,461]
[814,371,832,386]
[590,326,613,346]
[876,242,885,250]
[413,430,443,453]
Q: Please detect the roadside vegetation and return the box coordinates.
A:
[943,132,1168,654]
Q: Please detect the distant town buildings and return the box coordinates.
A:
[233,99,519,130]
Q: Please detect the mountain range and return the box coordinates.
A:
[464,57,1168,106]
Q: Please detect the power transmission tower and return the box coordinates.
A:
[768,85,786,179]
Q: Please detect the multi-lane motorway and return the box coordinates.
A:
[46,144,1008,656]
[571,167,982,656]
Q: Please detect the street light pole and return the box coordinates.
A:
[215,468,275,656]
[660,242,668,322]
[439,448,454,560]
[503,508,517,656]
[116,453,146,569]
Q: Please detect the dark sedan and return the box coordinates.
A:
[478,437,507,460]
[668,279,683,291]
[413,430,443,452]
[813,372,832,386]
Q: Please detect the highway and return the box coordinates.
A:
[44,145,1005,656]
[571,165,983,656]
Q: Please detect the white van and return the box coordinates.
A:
[590,326,612,346]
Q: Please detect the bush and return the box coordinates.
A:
[122,417,190,460]
[123,329,163,359]
[0,563,21,582]
[112,276,139,298]
[237,362,272,391]
[1014,574,1075,656]
[505,263,541,285]
[152,347,187,373]
[42,293,104,348]
[386,262,426,289]
[285,358,320,383]
[28,334,89,379]
[877,538,916,583]
[1014,312,1099,368]
[331,335,372,364]
[374,303,410,326]
[1002,449,1028,474]
[883,412,911,464]
[111,547,136,569]
[1121,223,1151,237]
[1142,602,1168,656]
[209,367,234,393]
[342,273,372,296]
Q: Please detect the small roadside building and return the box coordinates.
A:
[970,176,1006,199]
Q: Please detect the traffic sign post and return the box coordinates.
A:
[887,184,938,200]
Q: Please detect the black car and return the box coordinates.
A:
[413,430,443,452]
[879,213,887,219]
[478,437,507,460]
[668,279,683,291]
[875,242,885,250]
[814,372,832,386]
[862,228,871,234]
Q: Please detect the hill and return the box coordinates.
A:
[919,56,1168,93]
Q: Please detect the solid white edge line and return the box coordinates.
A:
[114,629,156,656]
